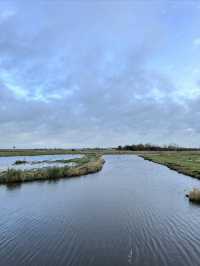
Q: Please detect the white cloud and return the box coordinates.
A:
[0,1,200,148]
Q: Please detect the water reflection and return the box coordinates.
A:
[6,183,22,191]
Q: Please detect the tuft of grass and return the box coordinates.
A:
[188,188,200,203]
[45,167,65,179]
[1,168,25,183]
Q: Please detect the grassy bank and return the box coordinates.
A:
[0,154,105,185]
[140,152,200,179]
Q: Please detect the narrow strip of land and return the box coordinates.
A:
[0,154,105,185]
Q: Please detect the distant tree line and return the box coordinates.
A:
[116,144,200,151]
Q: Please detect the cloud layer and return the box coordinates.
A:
[0,1,200,148]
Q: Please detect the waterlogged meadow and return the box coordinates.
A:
[0,154,81,171]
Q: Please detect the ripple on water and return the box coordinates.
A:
[0,155,200,266]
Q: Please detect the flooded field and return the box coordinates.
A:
[0,154,81,171]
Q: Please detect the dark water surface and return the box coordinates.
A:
[1,155,200,266]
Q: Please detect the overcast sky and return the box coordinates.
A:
[0,1,200,148]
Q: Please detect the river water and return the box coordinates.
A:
[0,155,200,266]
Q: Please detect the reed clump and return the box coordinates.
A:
[187,188,200,203]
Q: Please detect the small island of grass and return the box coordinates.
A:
[186,188,200,203]
[0,154,105,185]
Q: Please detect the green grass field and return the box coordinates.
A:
[0,148,138,157]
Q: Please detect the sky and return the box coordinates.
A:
[0,0,200,148]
